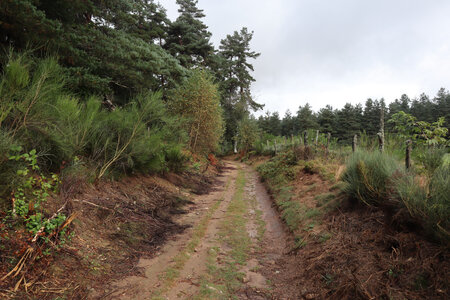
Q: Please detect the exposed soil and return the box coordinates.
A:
[259,169,450,300]
[0,168,219,299]
[109,163,239,299]
[2,160,448,300]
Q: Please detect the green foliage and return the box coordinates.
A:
[0,130,21,205]
[314,193,335,207]
[92,92,186,177]
[388,111,448,146]
[9,149,59,216]
[341,151,401,206]
[170,69,223,154]
[417,148,447,176]
[165,0,213,68]
[165,146,189,173]
[341,149,449,242]
[0,54,188,178]
[0,0,187,100]
[395,166,450,242]
[7,149,62,238]
[218,27,262,144]
[237,116,260,153]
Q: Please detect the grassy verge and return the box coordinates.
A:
[194,169,252,299]
[256,150,338,233]
[150,177,231,299]
[341,150,450,243]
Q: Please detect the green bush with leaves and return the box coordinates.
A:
[7,148,62,235]
[237,116,260,154]
[169,69,224,154]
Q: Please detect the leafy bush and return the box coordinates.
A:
[340,151,401,206]
[169,69,224,154]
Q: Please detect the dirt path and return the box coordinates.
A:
[105,162,290,300]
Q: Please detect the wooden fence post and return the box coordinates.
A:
[327,132,331,148]
[405,140,412,170]
[352,134,357,153]
[315,130,319,146]
[274,140,278,155]
[378,106,385,152]
[326,132,331,155]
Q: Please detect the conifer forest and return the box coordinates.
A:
[0,1,448,299]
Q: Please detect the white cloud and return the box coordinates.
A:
[158,0,450,113]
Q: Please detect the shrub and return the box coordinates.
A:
[418,148,447,176]
[0,53,189,178]
[340,151,401,206]
[169,69,224,154]
[0,130,22,207]
[165,146,189,173]
[395,166,450,241]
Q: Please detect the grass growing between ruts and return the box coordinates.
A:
[195,170,252,299]
[150,178,231,299]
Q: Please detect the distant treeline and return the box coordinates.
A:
[257,90,450,142]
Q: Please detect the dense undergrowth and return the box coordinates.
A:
[341,150,449,243]
[256,143,449,243]
[255,142,449,298]
[256,147,341,232]
[0,52,222,295]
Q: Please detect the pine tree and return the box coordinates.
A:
[335,103,362,142]
[218,27,262,143]
[281,110,295,136]
[296,103,318,133]
[317,105,335,134]
[165,0,214,68]
[0,0,188,103]
[433,88,450,128]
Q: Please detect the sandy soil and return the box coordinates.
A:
[101,162,292,300]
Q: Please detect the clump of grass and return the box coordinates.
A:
[279,199,303,231]
[340,151,401,206]
[314,192,335,207]
[293,236,307,250]
[395,165,450,242]
[318,232,332,243]
[418,148,447,176]
[340,150,449,243]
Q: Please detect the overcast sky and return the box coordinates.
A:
[158,0,450,115]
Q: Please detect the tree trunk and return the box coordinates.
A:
[304,131,308,147]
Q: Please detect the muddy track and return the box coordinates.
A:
[99,162,291,300]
